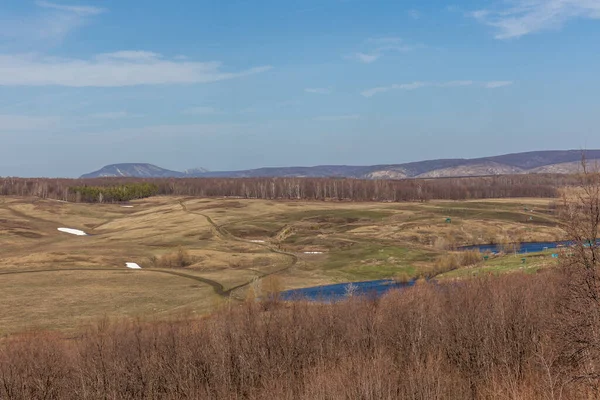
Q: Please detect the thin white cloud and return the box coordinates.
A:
[360,86,390,98]
[314,115,360,121]
[439,80,475,87]
[350,52,380,64]
[0,1,105,46]
[0,53,272,87]
[471,0,600,39]
[485,81,514,89]
[182,106,220,115]
[35,1,105,16]
[96,51,161,62]
[408,9,421,19]
[361,81,511,97]
[305,87,332,94]
[361,82,428,97]
[347,37,415,64]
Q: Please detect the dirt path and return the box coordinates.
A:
[0,267,230,295]
[0,200,299,300]
[179,200,299,295]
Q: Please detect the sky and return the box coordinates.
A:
[1,0,600,177]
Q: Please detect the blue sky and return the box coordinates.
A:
[1,0,600,177]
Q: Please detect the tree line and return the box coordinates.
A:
[0,173,576,202]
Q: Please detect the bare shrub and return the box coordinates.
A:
[261,275,282,305]
[432,250,481,277]
[156,247,193,268]
[0,333,72,400]
[460,249,483,266]
[394,271,412,283]
[432,234,460,250]
[435,253,460,272]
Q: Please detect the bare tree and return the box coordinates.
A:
[557,156,600,389]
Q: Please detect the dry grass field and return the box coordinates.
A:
[0,195,564,334]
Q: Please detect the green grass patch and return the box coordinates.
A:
[427,207,557,226]
[283,209,392,223]
[224,221,286,238]
[438,251,559,279]
[321,244,437,280]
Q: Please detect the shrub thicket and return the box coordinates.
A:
[0,273,594,400]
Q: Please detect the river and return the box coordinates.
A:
[279,279,415,302]
[280,240,597,302]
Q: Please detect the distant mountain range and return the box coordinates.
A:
[80,150,600,180]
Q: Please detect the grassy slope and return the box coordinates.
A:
[438,250,560,279]
[0,195,563,333]
[0,270,220,335]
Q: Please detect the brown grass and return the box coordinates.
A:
[0,195,565,333]
[0,270,220,335]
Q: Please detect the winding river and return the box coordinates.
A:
[281,240,598,302]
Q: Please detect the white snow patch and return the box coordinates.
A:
[250,240,265,243]
[121,205,134,208]
[58,227,87,236]
[304,251,324,255]
[126,262,142,269]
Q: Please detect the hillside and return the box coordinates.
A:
[80,163,184,178]
[80,150,600,179]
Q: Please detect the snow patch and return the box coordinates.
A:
[121,205,134,208]
[250,240,265,243]
[58,227,87,236]
[126,262,142,269]
[304,251,323,255]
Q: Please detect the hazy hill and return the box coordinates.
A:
[80,163,185,178]
[80,150,600,179]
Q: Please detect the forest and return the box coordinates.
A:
[69,183,159,202]
[0,173,574,203]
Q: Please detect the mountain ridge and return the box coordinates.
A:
[80,150,600,179]
[79,163,185,179]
